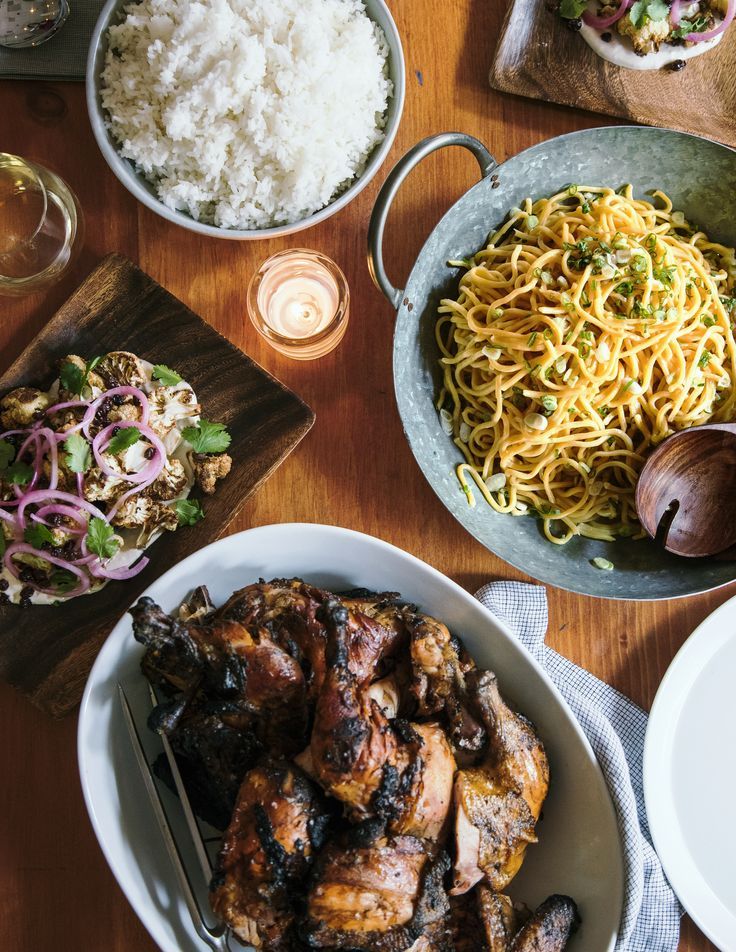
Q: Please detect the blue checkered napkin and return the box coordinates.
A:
[475,581,681,952]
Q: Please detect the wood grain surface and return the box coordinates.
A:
[491,0,736,149]
[0,1,723,949]
[0,255,314,716]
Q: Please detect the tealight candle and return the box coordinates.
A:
[247,249,349,359]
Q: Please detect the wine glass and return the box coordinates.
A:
[0,153,83,297]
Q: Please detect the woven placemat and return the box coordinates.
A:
[0,0,104,81]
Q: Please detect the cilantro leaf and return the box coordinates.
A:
[152,364,183,386]
[24,523,55,549]
[173,498,205,527]
[629,0,669,28]
[49,568,78,593]
[671,16,710,39]
[106,426,141,456]
[182,419,231,455]
[0,439,15,470]
[59,356,104,396]
[559,0,587,17]
[5,460,33,486]
[59,361,85,396]
[0,532,5,558]
[85,517,120,560]
[64,433,91,473]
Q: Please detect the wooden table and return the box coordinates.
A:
[0,2,725,950]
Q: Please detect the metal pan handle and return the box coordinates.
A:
[367,132,497,309]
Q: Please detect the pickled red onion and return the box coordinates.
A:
[3,542,90,598]
[583,0,632,29]
[685,0,734,40]
[92,421,166,485]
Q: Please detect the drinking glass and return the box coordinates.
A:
[0,153,83,297]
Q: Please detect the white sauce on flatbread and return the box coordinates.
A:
[579,19,723,70]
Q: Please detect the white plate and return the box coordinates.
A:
[78,523,624,952]
[644,594,736,952]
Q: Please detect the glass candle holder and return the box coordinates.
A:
[247,249,349,360]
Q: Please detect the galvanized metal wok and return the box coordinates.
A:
[368,127,736,599]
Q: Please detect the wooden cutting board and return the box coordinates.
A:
[0,254,314,717]
[490,0,736,149]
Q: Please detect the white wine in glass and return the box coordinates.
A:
[0,153,83,296]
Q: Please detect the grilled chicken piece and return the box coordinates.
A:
[450,887,519,952]
[218,580,407,699]
[310,600,456,841]
[389,722,456,844]
[406,613,486,757]
[303,835,452,950]
[310,598,406,817]
[510,895,579,952]
[211,760,331,951]
[150,698,261,830]
[131,596,308,753]
[478,888,519,952]
[452,671,549,894]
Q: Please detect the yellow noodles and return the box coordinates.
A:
[436,186,736,544]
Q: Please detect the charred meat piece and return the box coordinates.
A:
[449,888,519,952]
[131,596,309,753]
[478,888,519,952]
[310,598,405,818]
[510,895,579,952]
[452,671,549,894]
[218,579,407,699]
[389,721,456,845]
[151,698,261,830]
[211,760,331,951]
[132,596,203,695]
[303,835,452,950]
[405,613,486,757]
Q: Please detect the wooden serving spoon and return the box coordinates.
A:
[636,423,736,558]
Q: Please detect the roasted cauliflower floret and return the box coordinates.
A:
[618,11,672,54]
[144,458,189,501]
[0,387,50,428]
[193,453,232,495]
[83,464,126,503]
[148,386,201,444]
[107,400,142,424]
[95,351,148,391]
[58,355,105,399]
[111,496,178,547]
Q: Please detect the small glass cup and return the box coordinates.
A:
[247,249,349,360]
[0,153,83,297]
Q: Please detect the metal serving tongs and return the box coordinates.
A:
[118,682,239,952]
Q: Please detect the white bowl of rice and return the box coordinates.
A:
[87,0,405,239]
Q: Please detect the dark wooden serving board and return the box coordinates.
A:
[0,254,314,717]
[491,0,736,148]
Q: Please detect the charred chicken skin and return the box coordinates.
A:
[510,895,579,952]
[405,613,487,757]
[303,834,453,951]
[310,600,456,843]
[310,598,406,818]
[210,759,331,951]
[452,671,549,895]
[217,579,406,699]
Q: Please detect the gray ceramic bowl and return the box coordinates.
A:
[87,0,405,240]
[369,127,736,600]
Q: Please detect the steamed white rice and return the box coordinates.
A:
[100,0,392,229]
